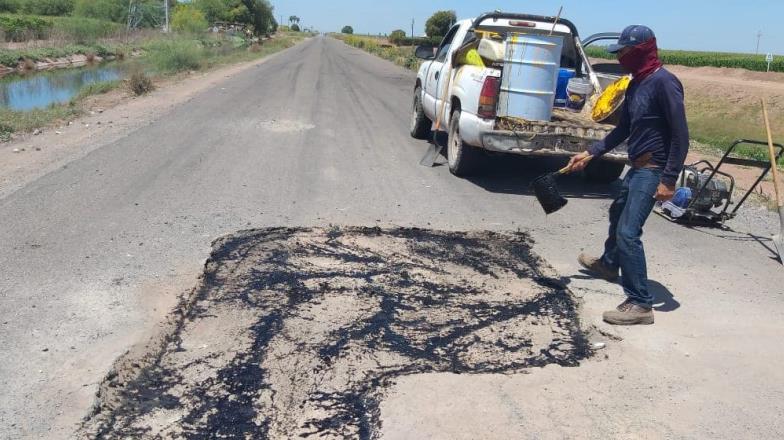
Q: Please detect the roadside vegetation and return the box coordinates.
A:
[586,46,782,73]
[1,0,311,140]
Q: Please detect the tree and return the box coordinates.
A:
[425,10,455,38]
[240,0,276,36]
[0,0,20,13]
[341,25,353,34]
[288,15,299,25]
[172,5,208,34]
[192,0,230,24]
[290,23,300,32]
[389,29,406,45]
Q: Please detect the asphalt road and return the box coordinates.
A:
[2,36,783,438]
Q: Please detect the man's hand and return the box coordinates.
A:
[654,183,676,201]
[567,151,593,172]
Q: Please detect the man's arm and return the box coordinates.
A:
[658,76,690,187]
[569,100,630,171]
[588,99,631,158]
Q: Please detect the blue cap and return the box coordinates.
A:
[607,25,656,53]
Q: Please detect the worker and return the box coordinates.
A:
[567,25,689,325]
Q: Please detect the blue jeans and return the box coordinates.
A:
[601,168,662,307]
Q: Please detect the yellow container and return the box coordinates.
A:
[592,75,631,124]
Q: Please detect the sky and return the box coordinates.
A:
[274,0,783,54]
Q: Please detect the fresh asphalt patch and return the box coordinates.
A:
[81,227,591,438]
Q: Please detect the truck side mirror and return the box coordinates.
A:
[414,45,436,60]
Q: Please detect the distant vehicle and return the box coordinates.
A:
[410,12,626,182]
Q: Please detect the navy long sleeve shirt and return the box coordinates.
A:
[588,68,690,186]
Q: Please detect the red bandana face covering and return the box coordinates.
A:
[618,38,663,83]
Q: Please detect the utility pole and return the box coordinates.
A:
[411,18,414,37]
[756,30,762,54]
[164,0,169,33]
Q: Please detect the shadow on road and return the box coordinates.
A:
[424,135,619,199]
[650,280,680,312]
[467,154,619,199]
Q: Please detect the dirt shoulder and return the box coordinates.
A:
[0,42,302,201]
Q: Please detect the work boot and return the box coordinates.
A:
[603,300,654,325]
[578,253,618,281]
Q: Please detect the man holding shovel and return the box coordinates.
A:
[567,25,689,325]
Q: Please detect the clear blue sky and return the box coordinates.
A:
[274,0,782,54]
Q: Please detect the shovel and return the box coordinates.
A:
[762,100,784,264]
[532,156,593,214]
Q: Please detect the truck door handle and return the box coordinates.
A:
[435,71,440,80]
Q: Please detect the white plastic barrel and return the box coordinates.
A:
[498,33,564,121]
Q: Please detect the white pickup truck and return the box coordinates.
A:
[410,12,626,182]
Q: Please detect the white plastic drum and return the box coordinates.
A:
[498,33,564,121]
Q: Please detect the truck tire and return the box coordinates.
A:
[410,86,431,139]
[447,109,483,176]
[583,159,625,183]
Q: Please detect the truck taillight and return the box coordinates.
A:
[478,76,500,119]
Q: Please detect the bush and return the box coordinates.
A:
[21,0,74,16]
[192,0,228,24]
[73,0,126,23]
[341,25,353,34]
[0,0,20,13]
[172,5,208,34]
[290,23,299,32]
[52,16,121,43]
[128,70,154,96]
[145,38,205,72]
[0,14,53,41]
[389,29,406,45]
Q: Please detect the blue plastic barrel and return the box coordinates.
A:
[554,68,575,107]
[498,33,564,121]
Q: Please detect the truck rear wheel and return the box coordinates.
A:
[583,159,625,183]
[410,86,431,139]
[447,109,483,176]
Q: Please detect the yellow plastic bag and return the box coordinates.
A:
[455,48,485,68]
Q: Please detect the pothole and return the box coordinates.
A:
[81,227,590,439]
[257,119,315,133]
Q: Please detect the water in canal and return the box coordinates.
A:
[0,63,127,112]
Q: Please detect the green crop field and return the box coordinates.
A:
[585,46,783,73]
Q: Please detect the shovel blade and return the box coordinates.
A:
[775,207,784,265]
[773,234,784,265]
[419,142,444,167]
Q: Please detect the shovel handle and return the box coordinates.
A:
[762,99,783,207]
[559,155,593,175]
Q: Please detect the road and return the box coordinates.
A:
[2,36,783,438]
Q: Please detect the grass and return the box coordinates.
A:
[585,46,783,73]
[0,103,80,137]
[685,95,784,166]
[1,14,123,43]
[144,38,206,73]
[334,34,421,71]
[72,79,121,101]
[0,42,120,67]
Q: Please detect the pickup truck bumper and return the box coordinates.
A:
[459,112,628,163]
[481,130,628,162]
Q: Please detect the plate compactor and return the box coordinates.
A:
[656,139,784,227]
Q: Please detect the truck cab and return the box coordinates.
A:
[410,12,626,182]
